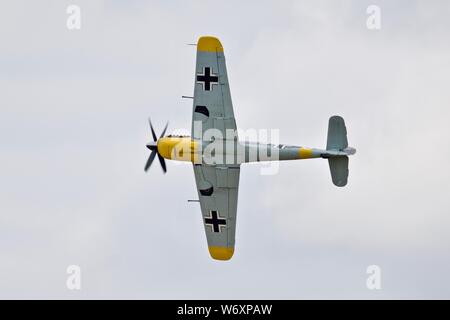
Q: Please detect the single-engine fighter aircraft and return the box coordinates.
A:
[144,36,356,261]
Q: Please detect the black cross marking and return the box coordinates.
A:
[197,67,219,91]
[204,210,227,233]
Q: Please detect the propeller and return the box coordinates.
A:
[145,118,169,173]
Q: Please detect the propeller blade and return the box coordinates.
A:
[144,150,157,172]
[160,121,169,139]
[157,154,167,173]
[145,118,168,174]
[146,141,157,151]
[148,118,157,142]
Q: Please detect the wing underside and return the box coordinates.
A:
[191,36,237,140]
[193,164,240,260]
[192,36,240,260]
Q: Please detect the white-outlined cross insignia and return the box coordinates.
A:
[197,67,219,91]
[204,210,227,233]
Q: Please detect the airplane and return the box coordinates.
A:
[144,36,356,261]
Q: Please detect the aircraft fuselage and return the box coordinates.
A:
[156,136,352,165]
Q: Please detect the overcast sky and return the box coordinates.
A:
[1,0,450,299]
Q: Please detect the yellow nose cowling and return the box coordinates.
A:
[157,137,198,162]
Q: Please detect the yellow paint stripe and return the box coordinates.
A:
[298,148,313,159]
[197,36,223,53]
[208,246,234,261]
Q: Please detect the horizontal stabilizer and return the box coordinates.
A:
[327,116,348,151]
[328,156,349,187]
[326,116,351,187]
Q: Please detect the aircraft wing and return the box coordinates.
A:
[191,36,240,260]
[191,36,237,139]
[193,164,240,260]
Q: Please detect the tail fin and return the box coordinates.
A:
[326,116,351,187]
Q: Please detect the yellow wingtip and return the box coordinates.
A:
[197,36,223,53]
[208,246,234,261]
